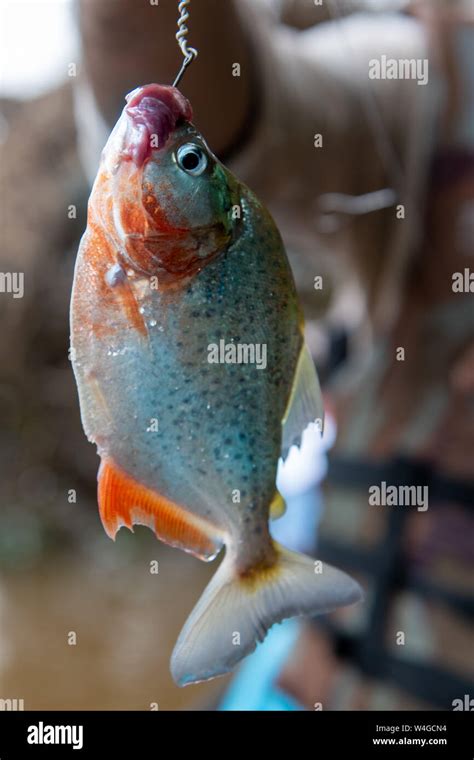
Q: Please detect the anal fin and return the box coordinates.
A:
[98,459,223,561]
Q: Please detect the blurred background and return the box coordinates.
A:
[0,0,472,710]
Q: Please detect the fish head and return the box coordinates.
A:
[93,83,240,284]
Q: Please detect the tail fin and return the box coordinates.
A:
[171,541,362,686]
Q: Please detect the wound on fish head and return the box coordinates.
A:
[94,84,241,285]
[123,83,193,167]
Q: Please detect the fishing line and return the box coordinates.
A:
[173,0,198,88]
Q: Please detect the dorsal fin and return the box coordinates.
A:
[281,343,324,460]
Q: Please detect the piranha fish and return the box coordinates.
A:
[70,84,362,686]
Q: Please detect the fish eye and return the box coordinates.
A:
[176,143,208,176]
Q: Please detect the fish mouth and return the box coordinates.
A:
[122,84,193,167]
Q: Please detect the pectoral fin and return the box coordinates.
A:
[281,343,324,460]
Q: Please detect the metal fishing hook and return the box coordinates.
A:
[173,0,198,88]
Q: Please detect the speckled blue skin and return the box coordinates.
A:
[71,119,303,571]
